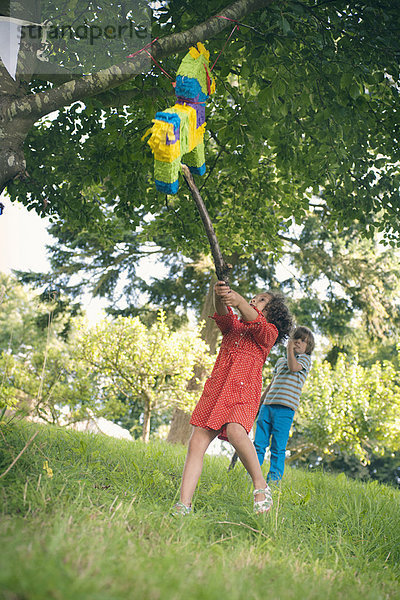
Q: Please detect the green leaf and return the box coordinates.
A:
[340,72,353,90]
[281,16,291,34]
[349,82,361,100]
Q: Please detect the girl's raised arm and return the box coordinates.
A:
[213,281,230,315]
[219,287,259,321]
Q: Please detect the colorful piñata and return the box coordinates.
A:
[142,42,216,194]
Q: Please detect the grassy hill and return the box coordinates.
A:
[1,421,400,600]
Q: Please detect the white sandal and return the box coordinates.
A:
[171,501,192,516]
[253,486,273,514]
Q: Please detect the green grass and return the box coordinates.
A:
[1,421,400,600]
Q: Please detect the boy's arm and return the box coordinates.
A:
[287,340,303,372]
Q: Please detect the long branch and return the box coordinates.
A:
[0,430,39,479]
[181,164,231,284]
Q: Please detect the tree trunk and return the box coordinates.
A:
[0,117,35,191]
[142,401,151,443]
[198,274,222,356]
[0,65,36,192]
[166,279,220,445]
[166,408,193,445]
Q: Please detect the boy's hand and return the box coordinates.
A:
[287,338,303,372]
[287,338,295,353]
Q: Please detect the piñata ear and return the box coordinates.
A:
[189,46,200,59]
[196,42,210,62]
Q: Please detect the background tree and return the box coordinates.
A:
[0,274,215,440]
[22,213,400,362]
[0,345,99,423]
[76,311,214,442]
[18,210,399,444]
[0,273,98,420]
[288,351,400,477]
[0,273,81,353]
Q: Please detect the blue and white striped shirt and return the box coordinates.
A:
[263,353,311,411]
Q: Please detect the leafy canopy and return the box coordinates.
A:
[6,0,400,254]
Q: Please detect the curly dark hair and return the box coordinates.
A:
[263,292,293,345]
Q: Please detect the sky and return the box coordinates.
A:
[0,192,108,321]
[0,193,51,274]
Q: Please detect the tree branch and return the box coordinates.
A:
[6,0,274,121]
[0,430,39,479]
[181,164,231,284]
[95,86,174,109]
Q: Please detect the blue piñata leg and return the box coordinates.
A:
[183,142,206,175]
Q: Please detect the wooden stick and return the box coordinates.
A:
[181,164,231,284]
[228,396,264,471]
[0,430,39,479]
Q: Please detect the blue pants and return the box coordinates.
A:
[254,404,295,482]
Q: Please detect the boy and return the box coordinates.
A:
[254,326,314,482]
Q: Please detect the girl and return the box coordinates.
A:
[172,280,293,515]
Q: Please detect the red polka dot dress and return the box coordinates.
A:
[190,306,278,441]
